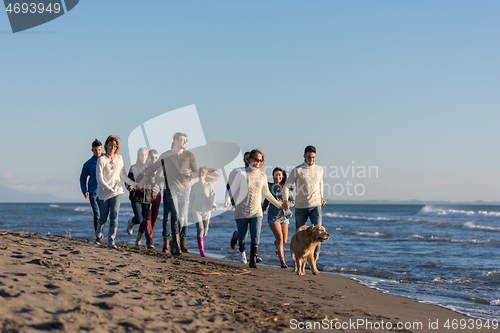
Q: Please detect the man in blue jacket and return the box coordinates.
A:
[79,139,103,232]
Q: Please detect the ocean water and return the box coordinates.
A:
[0,203,498,321]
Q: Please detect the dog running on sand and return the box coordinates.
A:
[290,225,330,275]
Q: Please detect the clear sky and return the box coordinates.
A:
[1,1,499,202]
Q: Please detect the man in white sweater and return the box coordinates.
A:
[282,145,326,261]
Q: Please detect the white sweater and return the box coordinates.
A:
[96,155,138,201]
[283,162,324,209]
[229,166,281,220]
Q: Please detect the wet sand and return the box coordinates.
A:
[0,228,492,332]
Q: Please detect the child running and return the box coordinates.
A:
[188,165,220,257]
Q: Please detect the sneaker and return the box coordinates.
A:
[134,241,141,250]
[126,219,134,235]
[256,257,263,263]
[240,251,247,264]
[147,243,155,249]
[110,244,117,249]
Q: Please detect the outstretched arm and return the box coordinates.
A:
[262,180,281,209]
[282,168,297,210]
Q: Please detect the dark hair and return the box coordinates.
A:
[173,132,188,142]
[304,145,316,155]
[248,149,264,169]
[243,151,250,158]
[104,135,120,154]
[272,167,287,186]
[148,149,158,157]
[92,139,102,149]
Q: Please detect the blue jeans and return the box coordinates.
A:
[236,216,263,252]
[162,189,189,240]
[96,195,121,244]
[172,190,189,240]
[88,192,100,232]
[131,200,150,233]
[295,206,322,260]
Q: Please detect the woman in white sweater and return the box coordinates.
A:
[228,149,282,268]
[95,135,138,248]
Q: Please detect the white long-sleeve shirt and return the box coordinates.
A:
[229,166,281,220]
[96,154,138,201]
[282,162,324,209]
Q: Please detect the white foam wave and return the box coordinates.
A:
[323,212,397,221]
[49,204,59,208]
[417,205,500,219]
[432,276,473,284]
[74,206,92,212]
[412,234,499,245]
[464,222,500,231]
[486,271,500,277]
[355,231,393,238]
[491,299,500,306]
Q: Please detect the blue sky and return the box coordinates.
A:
[1,1,499,202]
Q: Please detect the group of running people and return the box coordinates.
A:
[80,133,325,268]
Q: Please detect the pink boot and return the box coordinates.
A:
[197,237,205,257]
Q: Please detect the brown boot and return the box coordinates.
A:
[180,239,190,253]
[162,238,170,254]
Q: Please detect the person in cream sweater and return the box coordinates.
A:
[282,145,326,261]
[227,149,283,268]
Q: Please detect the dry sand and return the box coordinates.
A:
[0,228,494,332]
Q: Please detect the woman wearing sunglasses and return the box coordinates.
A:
[227,149,283,268]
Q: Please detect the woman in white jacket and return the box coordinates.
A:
[95,135,138,248]
[228,149,283,268]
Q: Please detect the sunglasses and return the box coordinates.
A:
[253,159,263,163]
[178,138,188,143]
[110,160,114,170]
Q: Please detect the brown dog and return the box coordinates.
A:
[290,225,330,275]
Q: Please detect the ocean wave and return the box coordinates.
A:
[432,276,474,284]
[323,212,402,222]
[465,297,492,305]
[464,222,500,232]
[417,205,500,219]
[491,299,500,306]
[355,231,393,238]
[322,264,395,278]
[412,234,500,246]
[74,206,92,212]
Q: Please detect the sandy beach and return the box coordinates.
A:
[0,228,495,333]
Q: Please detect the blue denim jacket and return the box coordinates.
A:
[262,183,294,223]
